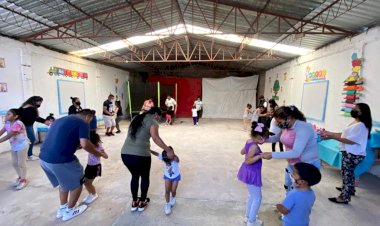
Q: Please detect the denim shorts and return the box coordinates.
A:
[40,158,84,192]
[164,174,181,182]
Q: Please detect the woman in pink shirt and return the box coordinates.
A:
[263,106,320,192]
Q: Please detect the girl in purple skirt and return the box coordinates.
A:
[238,121,270,226]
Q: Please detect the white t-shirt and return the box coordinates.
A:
[251,109,260,122]
[192,109,198,117]
[165,98,177,108]
[340,122,369,156]
[269,118,281,135]
[159,153,180,179]
[194,100,203,111]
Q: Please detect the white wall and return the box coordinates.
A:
[264,26,380,132]
[0,36,130,152]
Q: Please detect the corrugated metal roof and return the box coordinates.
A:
[1,0,380,74]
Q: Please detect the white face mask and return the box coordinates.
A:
[290,174,300,187]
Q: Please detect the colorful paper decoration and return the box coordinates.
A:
[305,66,327,82]
[48,67,88,79]
[341,53,364,116]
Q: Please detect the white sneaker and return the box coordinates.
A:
[27,155,39,161]
[169,197,176,206]
[62,205,88,221]
[247,219,263,226]
[165,203,172,215]
[56,205,68,219]
[244,216,259,223]
[13,178,21,187]
[15,180,28,190]
[83,194,98,204]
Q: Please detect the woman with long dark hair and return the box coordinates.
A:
[68,97,83,115]
[19,96,46,161]
[262,106,320,192]
[321,103,372,204]
[121,107,174,212]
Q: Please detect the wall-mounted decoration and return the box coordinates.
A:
[341,53,364,117]
[272,77,280,101]
[0,83,7,92]
[48,66,88,79]
[0,58,5,68]
[305,66,327,82]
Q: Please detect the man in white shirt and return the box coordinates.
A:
[165,95,177,123]
[193,96,203,123]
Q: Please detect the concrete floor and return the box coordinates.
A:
[0,119,379,226]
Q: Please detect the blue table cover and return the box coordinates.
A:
[318,132,379,177]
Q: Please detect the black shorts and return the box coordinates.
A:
[84,164,102,180]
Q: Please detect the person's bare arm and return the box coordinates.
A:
[240,145,245,155]
[80,138,108,159]
[150,125,174,159]
[321,131,355,144]
[0,128,6,137]
[276,204,289,215]
[0,130,17,143]
[150,150,159,156]
[245,145,261,164]
[103,106,113,116]
[174,155,180,163]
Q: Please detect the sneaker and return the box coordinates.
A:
[247,219,263,226]
[13,177,21,187]
[62,205,88,221]
[169,197,176,206]
[131,200,139,212]
[83,194,98,204]
[165,203,172,215]
[110,133,115,136]
[244,216,259,223]
[27,155,39,161]
[56,204,68,219]
[116,130,121,133]
[138,198,150,212]
[105,132,111,136]
[15,180,28,190]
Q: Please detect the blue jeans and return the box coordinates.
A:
[26,126,36,157]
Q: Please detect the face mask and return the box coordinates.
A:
[290,174,300,187]
[75,101,81,106]
[350,109,359,118]
[278,119,290,129]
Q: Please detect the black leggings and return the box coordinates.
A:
[121,154,151,201]
[272,142,284,152]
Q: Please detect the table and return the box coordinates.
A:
[318,132,380,177]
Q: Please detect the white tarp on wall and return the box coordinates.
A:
[202,76,258,119]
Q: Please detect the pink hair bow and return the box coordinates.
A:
[254,123,265,132]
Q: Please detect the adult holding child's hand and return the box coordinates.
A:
[260,106,320,192]
[121,107,174,212]
[320,103,372,204]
